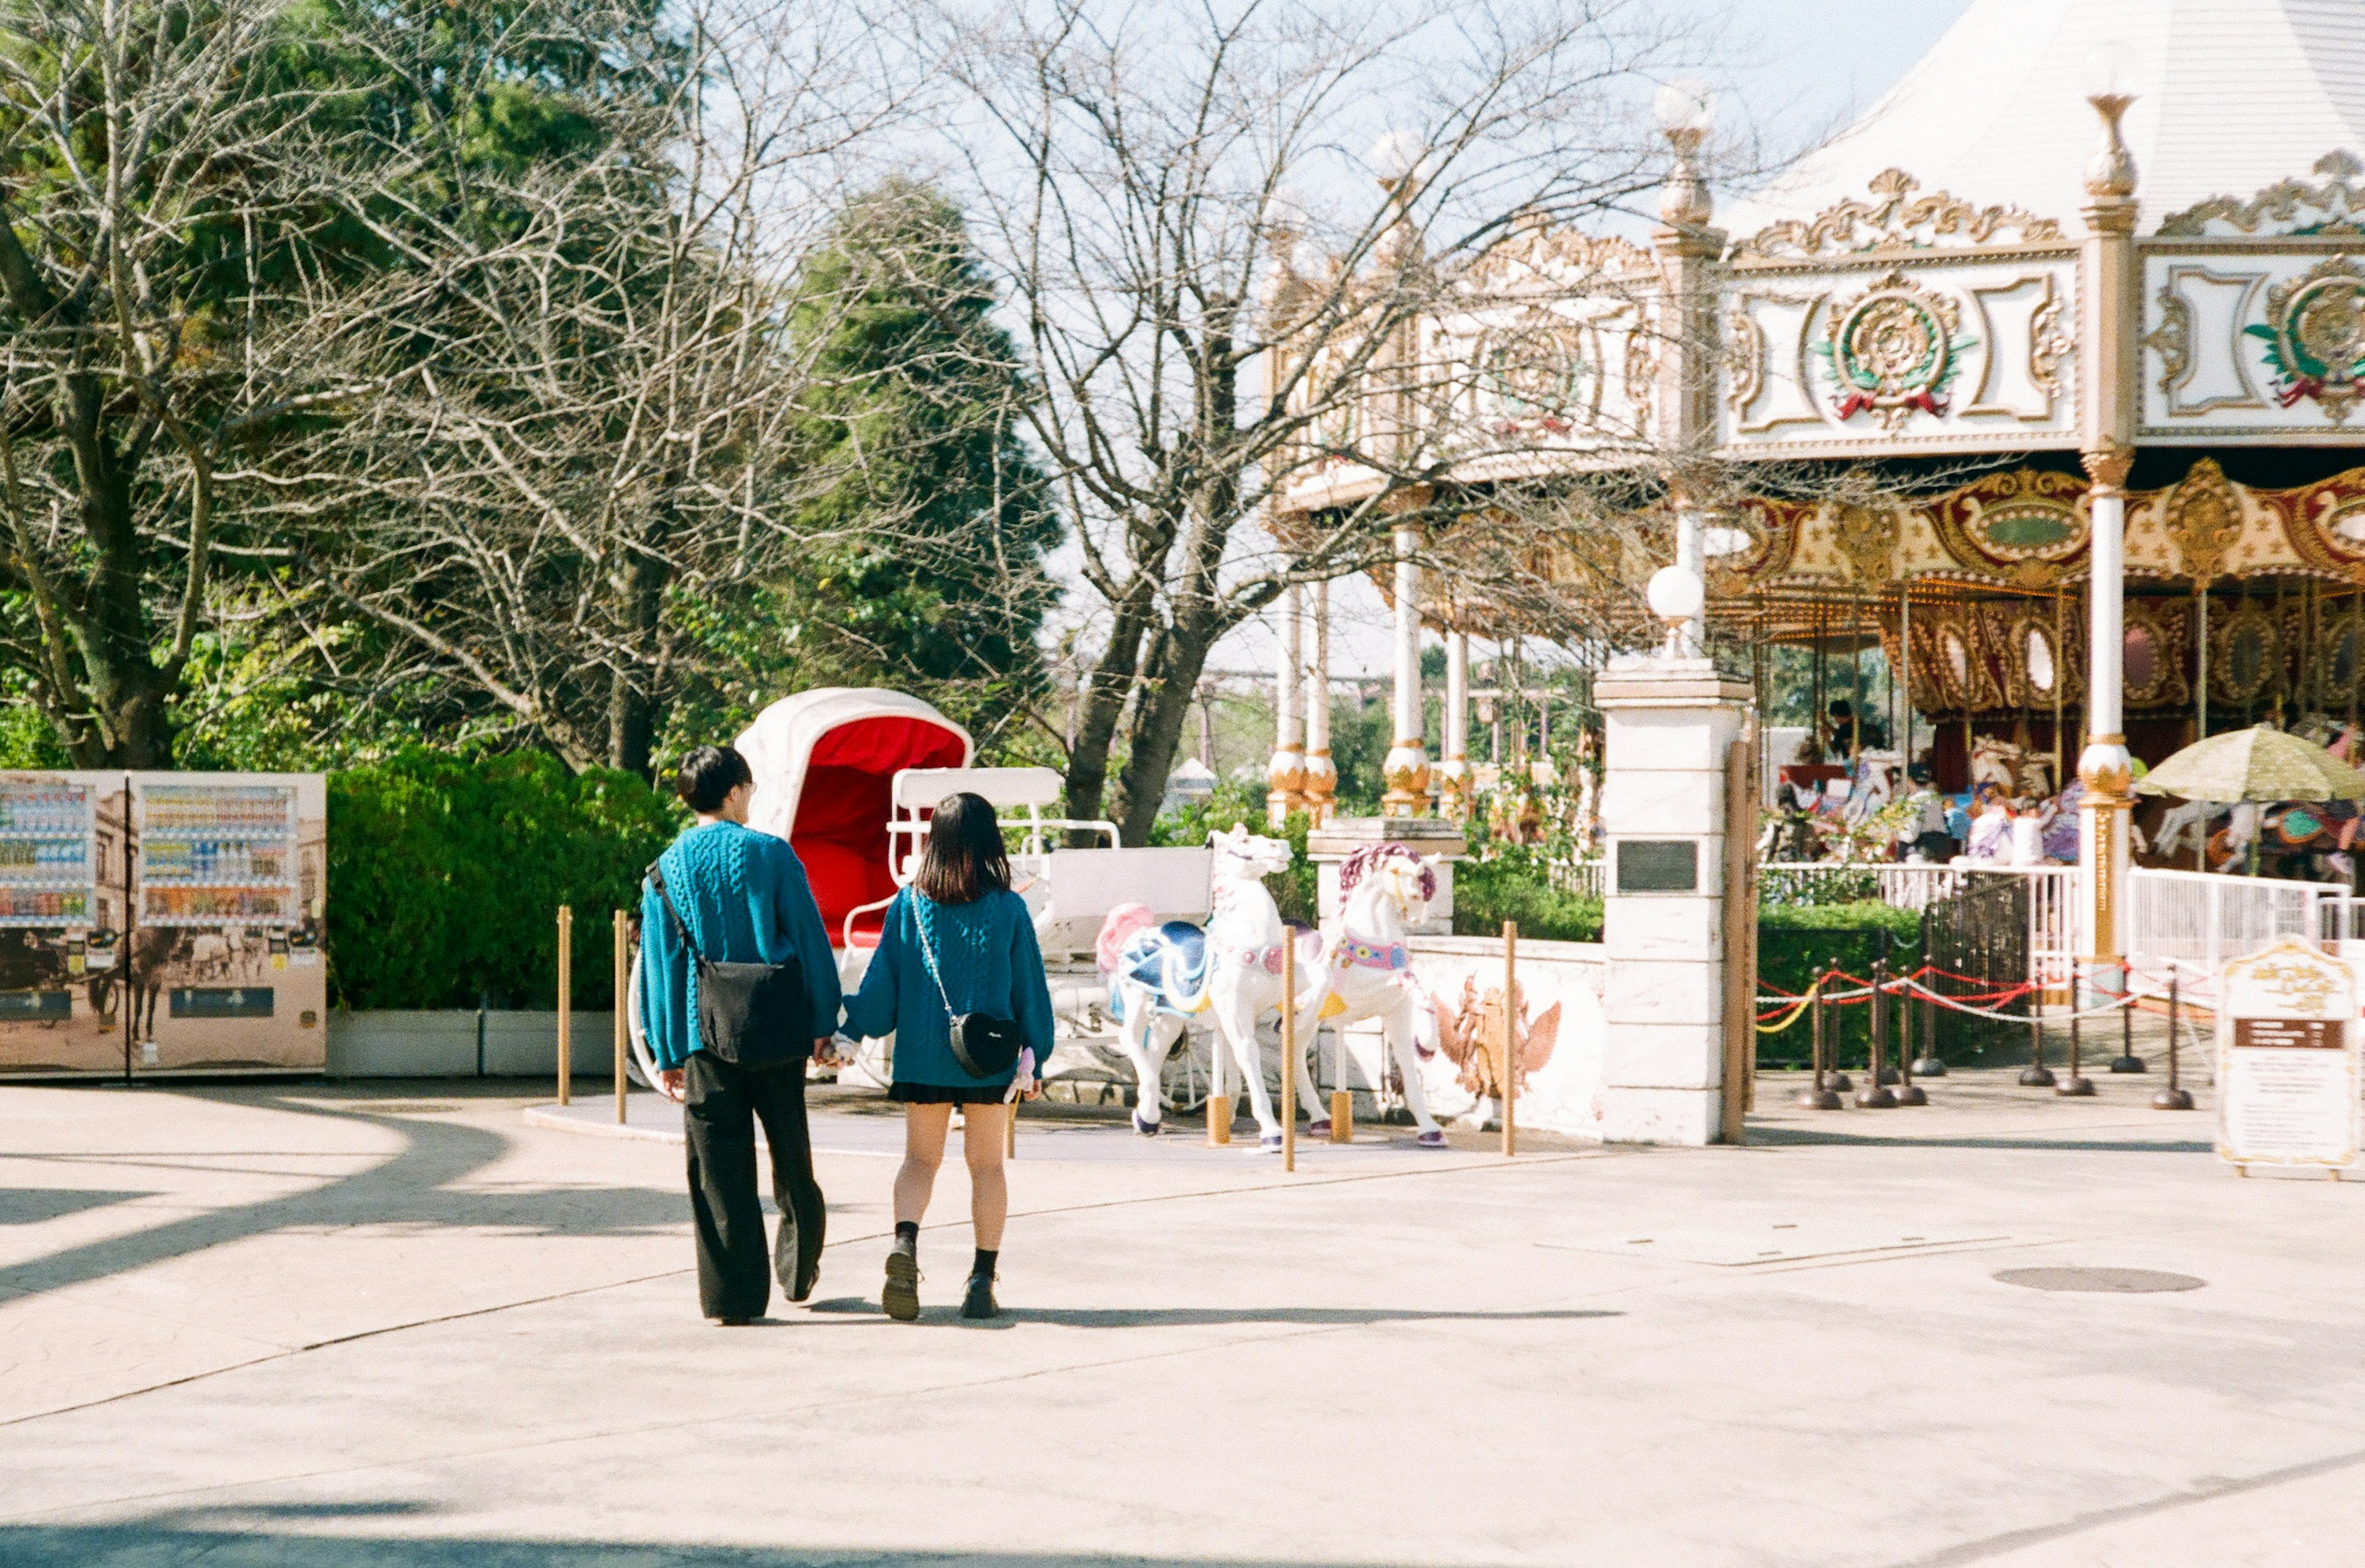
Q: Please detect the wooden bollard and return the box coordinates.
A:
[1208,1020,1231,1145]
[1280,939,1296,1171]
[1502,919,1518,1157]
[612,911,628,1125]
[556,905,573,1105]
[1330,1012,1352,1144]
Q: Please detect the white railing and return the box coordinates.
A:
[2127,867,2348,978]
[1760,861,2080,987]
[1549,858,1604,899]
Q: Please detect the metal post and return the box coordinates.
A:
[1857,958,1898,1108]
[556,905,572,1105]
[2153,971,2194,1110]
[1891,957,1926,1105]
[1330,1016,1353,1144]
[613,911,628,1125]
[1797,964,1841,1110]
[1280,939,1296,1171]
[2109,957,2146,1072]
[1911,903,1946,1076]
[1502,920,1518,1156]
[2058,962,2095,1095]
[2019,954,2056,1087]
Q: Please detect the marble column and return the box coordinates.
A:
[2078,86,2140,966]
[1437,630,1471,820]
[1381,524,1431,816]
[1301,579,1336,825]
[1266,583,1304,828]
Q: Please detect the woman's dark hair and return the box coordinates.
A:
[674,745,754,813]
[913,792,1010,905]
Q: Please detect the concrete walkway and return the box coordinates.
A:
[0,1070,2358,1567]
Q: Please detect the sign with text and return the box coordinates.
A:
[2218,937,2360,1173]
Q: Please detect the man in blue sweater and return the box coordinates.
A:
[639,745,842,1324]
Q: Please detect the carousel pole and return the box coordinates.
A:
[1901,578,1914,765]
[2076,74,2141,1020]
[1267,581,1305,828]
[1381,520,1432,817]
[1440,628,1471,821]
[1303,578,1336,825]
[2053,585,2067,794]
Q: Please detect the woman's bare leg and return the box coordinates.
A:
[961,1102,1010,1251]
[895,1104,952,1227]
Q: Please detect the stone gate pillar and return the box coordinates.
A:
[1595,656,1753,1145]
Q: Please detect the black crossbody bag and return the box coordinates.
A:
[651,863,810,1065]
[913,897,1023,1080]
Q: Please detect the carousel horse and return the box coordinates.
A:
[1969,736,2053,799]
[1282,843,1452,1149]
[2154,797,2227,862]
[1095,825,1324,1148]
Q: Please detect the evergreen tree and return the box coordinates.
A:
[765,180,1060,749]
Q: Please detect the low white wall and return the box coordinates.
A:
[1404,936,1609,1140]
[326,1010,618,1080]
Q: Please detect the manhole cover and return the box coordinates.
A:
[1994,1267,2205,1294]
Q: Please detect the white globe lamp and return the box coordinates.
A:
[1647,565,1705,659]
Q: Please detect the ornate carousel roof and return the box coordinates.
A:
[1728,0,2365,241]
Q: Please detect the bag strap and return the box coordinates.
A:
[649,860,703,965]
[911,895,961,1024]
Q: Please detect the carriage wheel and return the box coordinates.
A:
[620,939,661,1091]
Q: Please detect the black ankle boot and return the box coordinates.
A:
[960,1270,999,1319]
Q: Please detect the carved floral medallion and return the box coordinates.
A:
[2249,256,2365,422]
[1815,272,1976,429]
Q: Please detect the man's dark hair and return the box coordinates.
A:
[674,745,754,813]
[1827,699,1854,719]
[913,792,1011,905]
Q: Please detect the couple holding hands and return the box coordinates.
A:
[637,746,1055,1327]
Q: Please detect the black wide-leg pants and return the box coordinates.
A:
[683,1050,825,1320]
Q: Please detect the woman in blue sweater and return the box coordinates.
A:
[843,792,1054,1321]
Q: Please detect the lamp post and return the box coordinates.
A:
[1652,77,1721,662]
[1303,578,1336,824]
[2077,60,2140,987]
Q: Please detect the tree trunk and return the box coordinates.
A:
[1062,584,1157,836]
[1113,620,1219,846]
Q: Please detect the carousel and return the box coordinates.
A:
[1266,0,2365,954]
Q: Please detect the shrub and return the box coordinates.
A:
[1755,900,1925,1070]
[328,751,684,1010]
[1150,780,1316,922]
[1452,850,1603,943]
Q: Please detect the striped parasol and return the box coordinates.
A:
[2135,725,2365,804]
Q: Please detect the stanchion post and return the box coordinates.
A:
[1329,1003,1352,1144]
[2019,957,2056,1087]
[2109,958,2146,1072]
[1208,1002,1232,1146]
[2058,961,2095,1096]
[1797,965,1841,1110]
[1890,959,1926,1105]
[1856,957,1898,1109]
[1502,919,1518,1157]
[2153,971,2194,1110]
[1280,939,1296,1172]
[1910,905,1946,1076]
[613,911,628,1125]
[556,905,573,1105]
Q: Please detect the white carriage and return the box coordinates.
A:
[624,688,1216,1102]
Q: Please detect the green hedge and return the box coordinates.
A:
[328,751,684,1010]
[1452,852,1603,943]
[1755,900,1924,1070]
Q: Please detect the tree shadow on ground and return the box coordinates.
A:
[0,1091,691,1303]
[0,1506,1500,1568]
[1744,1126,2215,1154]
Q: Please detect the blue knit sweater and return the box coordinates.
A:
[638,821,842,1071]
[842,887,1055,1088]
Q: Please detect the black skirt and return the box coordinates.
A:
[887,1081,1009,1105]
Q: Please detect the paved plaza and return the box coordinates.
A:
[0,1070,2360,1567]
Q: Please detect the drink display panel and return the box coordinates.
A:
[0,771,325,1077]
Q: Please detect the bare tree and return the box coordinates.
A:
[0,0,394,765]
[926,0,1699,841]
[262,0,916,773]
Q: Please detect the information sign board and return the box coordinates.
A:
[2217,936,2360,1176]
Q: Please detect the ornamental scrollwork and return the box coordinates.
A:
[2250,255,2365,422]
[1734,168,2063,262]
[2156,150,2365,238]
[1815,270,1975,429]
[2145,285,2193,400]
[2161,458,2246,585]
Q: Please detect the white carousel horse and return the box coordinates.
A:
[1284,843,1451,1149]
[2153,798,2228,862]
[1095,825,1323,1149]
[1970,736,2053,799]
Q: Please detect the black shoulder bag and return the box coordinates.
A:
[651,862,810,1065]
[913,897,1023,1080]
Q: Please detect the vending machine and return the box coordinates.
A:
[0,770,325,1078]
